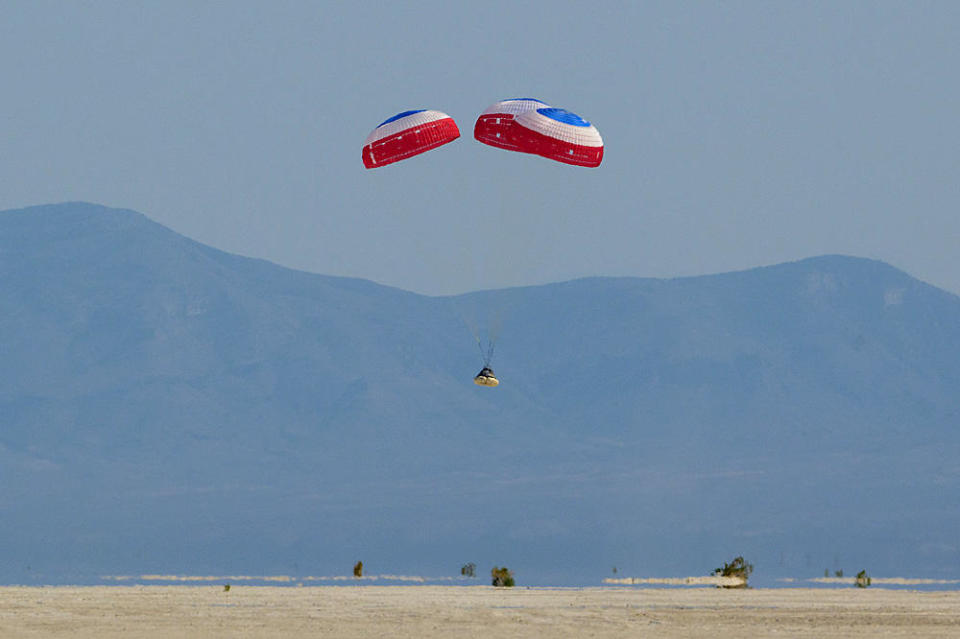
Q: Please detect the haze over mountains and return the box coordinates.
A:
[2,202,958,584]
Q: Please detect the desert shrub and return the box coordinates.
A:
[223,584,230,592]
[713,556,754,588]
[461,563,476,578]
[491,566,514,587]
[855,570,871,588]
[353,561,363,578]
[834,569,843,578]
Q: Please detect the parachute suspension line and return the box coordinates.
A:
[477,338,495,367]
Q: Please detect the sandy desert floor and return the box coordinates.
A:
[2,585,960,638]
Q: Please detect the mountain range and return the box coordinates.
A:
[1,202,958,585]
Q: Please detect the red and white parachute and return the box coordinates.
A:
[362,109,460,169]
[362,99,603,386]
[473,98,548,152]
[474,99,603,167]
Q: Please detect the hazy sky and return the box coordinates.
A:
[2,1,958,295]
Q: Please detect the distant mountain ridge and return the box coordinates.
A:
[1,202,958,584]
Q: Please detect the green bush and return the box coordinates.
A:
[353,561,363,578]
[713,556,754,588]
[461,563,476,578]
[491,566,514,587]
[855,570,871,588]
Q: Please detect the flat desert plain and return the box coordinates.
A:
[2,585,960,638]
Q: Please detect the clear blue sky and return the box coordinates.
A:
[2,1,958,295]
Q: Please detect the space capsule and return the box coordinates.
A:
[473,367,499,387]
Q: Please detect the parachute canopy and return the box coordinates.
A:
[513,107,603,167]
[473,98,548,152]
[362,109,460,169]
[474,99,603,167]
[473,366,499,387]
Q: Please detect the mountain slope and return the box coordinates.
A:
[1,203,958,584]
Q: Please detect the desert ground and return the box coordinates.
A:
[2,585,960,638]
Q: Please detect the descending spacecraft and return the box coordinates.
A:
[473,366,499,387]
[363,99,605,389]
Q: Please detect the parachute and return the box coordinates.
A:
[362,110,460,169]
[474,100,603,167]
[473,98,548,152]
[513,107,603,167]
[363,98,604,387]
